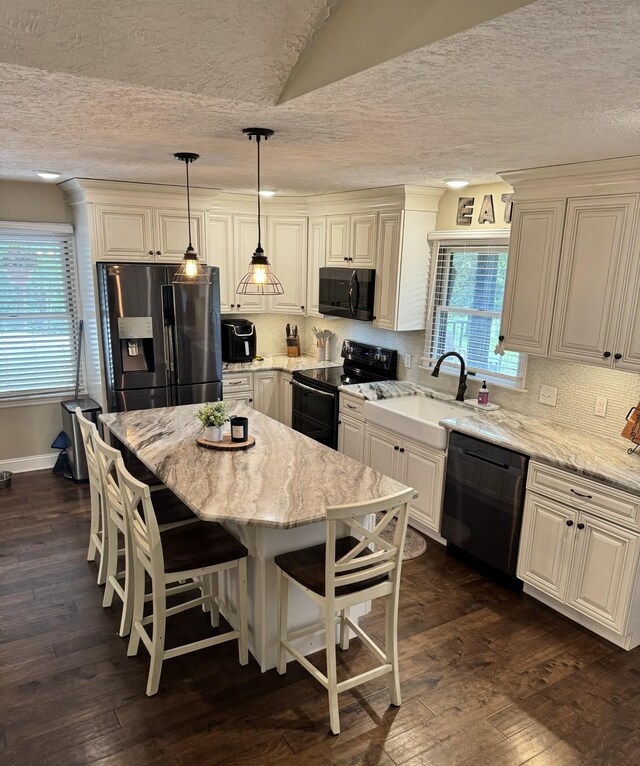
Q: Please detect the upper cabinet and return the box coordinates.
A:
[501,200,565,356]
[550,195,638,367]
[374,210,438,331]
[94,202,204,263]
[500,158,640,373]
[267,217,308,315]
[206,214,235,313]
[326,213,376,268]
[306,217,326,317]
[232,215,268,314]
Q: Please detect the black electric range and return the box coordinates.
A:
[292,340,398,449]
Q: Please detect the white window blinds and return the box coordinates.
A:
[0,230,82,400]
[424,241,524,386]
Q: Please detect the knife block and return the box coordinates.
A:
[286,337,300,357]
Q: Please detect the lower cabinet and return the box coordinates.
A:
[224,370,292,425]
[223,392,254,408]
[279,373,293,428]
[252,371,280,421]
[518,490,640,637]
[338,414,365,463]
[363,424,446,536]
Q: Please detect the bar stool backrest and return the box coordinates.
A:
[75,408,101,499]
[115,458,164,577]
[324,487,415,601]
[92,432,127,531]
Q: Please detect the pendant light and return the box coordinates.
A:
[236,128,283,295]
[172,152,210,285]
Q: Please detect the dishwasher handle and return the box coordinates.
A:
[462,450,510,470]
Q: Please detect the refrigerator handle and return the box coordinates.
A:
[161,284,177,403]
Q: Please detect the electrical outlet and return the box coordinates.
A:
[539,384,558,407]
[403,353,412,369]
[595,395,608,417]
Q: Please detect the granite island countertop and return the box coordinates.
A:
[100,402,409,529]
[339,379,640,496]
[223,354,342,374]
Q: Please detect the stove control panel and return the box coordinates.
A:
[341,340,397,378]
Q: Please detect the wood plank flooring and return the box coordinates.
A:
[1,470,640,765]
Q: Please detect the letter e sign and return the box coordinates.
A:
[456,197,474,226]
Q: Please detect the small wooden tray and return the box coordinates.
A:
[197,434,256,451]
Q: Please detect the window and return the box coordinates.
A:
[423,239,525,388]
[0,226,82,401]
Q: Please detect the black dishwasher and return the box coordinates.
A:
[441,433,528,582]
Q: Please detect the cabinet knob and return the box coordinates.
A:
[614,353,622,360]
[577,522,585,530]
[237,304,241,308]
[301,305,304,310]
[394,445,399,451]
[566,520,574,527]
[399,447,405,453]
[156,250,161,256]
[603,351,611,358]
[249,398,253,403]
[148,250,154,256]
[343,257,349,261]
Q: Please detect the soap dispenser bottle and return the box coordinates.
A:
[478,380,489,406]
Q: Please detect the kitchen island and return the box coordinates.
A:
[101,402,410,670]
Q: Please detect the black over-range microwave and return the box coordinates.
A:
[318,267,376,321]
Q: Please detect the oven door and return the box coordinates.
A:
[292,378,338,449]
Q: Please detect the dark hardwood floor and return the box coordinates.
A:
[1,470,640,765]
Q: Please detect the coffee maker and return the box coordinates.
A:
[221,318,257,362]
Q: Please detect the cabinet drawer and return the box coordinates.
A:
[528,461,640,531]
[339,394,365,420]
[223,373,253,393]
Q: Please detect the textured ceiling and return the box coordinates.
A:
[1,0,639,194]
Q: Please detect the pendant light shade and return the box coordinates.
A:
[173,152,210,285]
[237,128,283,296]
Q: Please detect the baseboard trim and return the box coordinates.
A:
[0,453,57,474]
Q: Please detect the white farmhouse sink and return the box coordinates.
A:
[364,396,464,450]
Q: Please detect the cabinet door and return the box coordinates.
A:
[306,217,326,317]
[517,493,577,602]
[550,195,638,365]
[615,241,640,372]
[501,200,566,355]
[567,514,639,633]
[267,217,307,315]
[363,425,399,479]
[233,215,267,313]
[207,215,234,313]
[279,373,293,427]
[338,414,364,463]
[154,209,205,263]
[398,438,446,534]
[326,215,351,267]
[373,211,402,330]
[95,204,154,261]
[350,213,377,268]
[253,371,279,420]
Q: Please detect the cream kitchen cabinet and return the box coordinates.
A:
[326,214,377,268]
[306,217,326,317]
[338,415,365,463]
[95,203,204,263]
[279,372,293,428]
[363,424,446,536]
[550,194,639,367]
[253,370,279,420]
[374,210,437,331]
[267,217,308,315]
[518,461,640,648]
[207,214,268,314]
[224,391,254,408]
[500,200,566,355]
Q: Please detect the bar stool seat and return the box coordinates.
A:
[162,521,248,573]
[275,537,388,597]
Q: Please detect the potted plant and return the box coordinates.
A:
[196,401,228,442]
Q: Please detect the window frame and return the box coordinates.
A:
[421,229,527,390]
[0,220,85,406]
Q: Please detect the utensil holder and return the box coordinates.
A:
[316,343,326,362]
[287,337,300,357]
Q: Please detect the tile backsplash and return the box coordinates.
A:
[241,313,640,442]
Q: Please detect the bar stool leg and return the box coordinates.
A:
[325,607,340,735]
[208,572,219,628]
[87,489,99,562]
[96,499,108,586]
[339,608,350,650]
[102,517,119,608]
[146,580,166,696]
[386,591,401,707]
[276,568,288,675]
[117,526,134,637]
[127,557,145,658]
[238,558,249,666]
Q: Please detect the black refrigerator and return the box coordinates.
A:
[97,263,222,412]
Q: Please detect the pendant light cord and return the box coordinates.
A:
[185,159,193,250]
[256,135,262,248]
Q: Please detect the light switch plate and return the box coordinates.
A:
[539,384,558,407]
[595,395,608,417]
[403,353,412,369]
